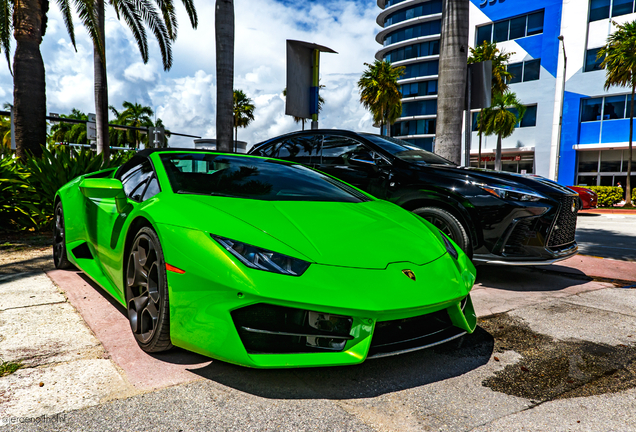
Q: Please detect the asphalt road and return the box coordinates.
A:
[576,213,636,261]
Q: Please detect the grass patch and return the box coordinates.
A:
[0,359,23,377]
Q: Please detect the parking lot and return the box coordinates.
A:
[1,213,636,431]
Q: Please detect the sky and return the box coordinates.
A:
[0,0,382,148]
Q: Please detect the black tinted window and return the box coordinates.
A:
[160,153,370,202]
[273,136,321,164]
[142,177,160,201]
[249,142,278,157]
[121,159,154,201]
[363,134,455,165]
[321,136,368,165]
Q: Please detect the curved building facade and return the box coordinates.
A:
[375,0,443,151]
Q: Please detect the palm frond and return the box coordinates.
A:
[112,0,150,64]
[0,0,13,74]
[72,0,105,65]
[56,0,76,51]
[179,0,197,29]
[132,0,173,70]
[155,0,178,40]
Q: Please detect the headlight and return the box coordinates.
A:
[212,235,311,276]
[475,183,546,202]
[441,233,459,260]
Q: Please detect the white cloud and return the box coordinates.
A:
[0,0,382,147]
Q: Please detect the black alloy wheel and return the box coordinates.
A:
[126,227,172,352]
[53,202,73,269]
[412,207,471,257]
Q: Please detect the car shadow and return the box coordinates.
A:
[576,228,636,261]
[475,265,591,291]
[185,327,494,400]
[577,213,602,217]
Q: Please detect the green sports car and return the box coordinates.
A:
[54,149,477,368]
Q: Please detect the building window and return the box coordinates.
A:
[383,40,439,63]
[391,119,436,136]
[476,10,544,45]
[520,105,537,127]
[386,0,408,7]
[612,0,635,17]
[399,80,438,97]
[578,151,600,173]
[507,59,541,83]
[384,20,442,46]
[590,0,611,21]
[401,99,437,116]
[401,137,434,151]
[580,95,635,122]
[402,60,439,79]
[384,0,442,26]
[584,48,605,72]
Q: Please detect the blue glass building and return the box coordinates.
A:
[376,0,636,186]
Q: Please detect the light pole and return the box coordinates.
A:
[555,35,567,182]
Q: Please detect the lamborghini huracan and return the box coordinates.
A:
[54,149,477,368]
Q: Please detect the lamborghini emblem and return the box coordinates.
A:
[402,269,416,281]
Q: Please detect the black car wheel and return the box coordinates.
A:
[53,201,73,269]
[126,227,172,353]
[412,207,471,256]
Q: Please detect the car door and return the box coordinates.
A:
[91,156,160,290]
[316,135,390,195]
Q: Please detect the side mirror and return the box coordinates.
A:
[349,152,376,166]
[79,178,128,213]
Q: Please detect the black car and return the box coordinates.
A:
[248,130,578,265]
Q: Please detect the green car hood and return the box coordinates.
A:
[155,195,446,269]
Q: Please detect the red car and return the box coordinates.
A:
[568,186,598,209]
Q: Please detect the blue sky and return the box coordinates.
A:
[0,0,381,147]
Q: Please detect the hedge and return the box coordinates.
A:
[577,186,623,207]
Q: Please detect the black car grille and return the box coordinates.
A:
[503,218,535,256]
[367,299,466,358]
[547,195,578,248]
[231,304,353,354]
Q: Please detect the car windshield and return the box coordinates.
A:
[362,134,455,166]
[159,153,370,202]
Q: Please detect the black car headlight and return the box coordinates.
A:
[212,235,311,276]
[475,183,546,202]
[441,233,459,260]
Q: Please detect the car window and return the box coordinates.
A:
[320,136,369,165]
[142,177,161,201]
[121,159,154,202]
[362,134,455,166]
[160,153,371,202]
[273,135,321,164]
[249,142,277,157]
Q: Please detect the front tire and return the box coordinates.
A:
[53,201,73,269]
[125,227,172,353]
[412,207,471,257]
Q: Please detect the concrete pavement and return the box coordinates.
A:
[1,245,636,430]
[576,213,636,261]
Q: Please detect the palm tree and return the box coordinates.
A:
[358,60,405,136]
[216,0,234,152]
[598,20,636,207]
[480,91,525,171]
[435,0,469,164]
[50,109,89,144]
[0,0,101,159]
[468,41,514,168]
[232,90,255,152]
[109,102,154,149]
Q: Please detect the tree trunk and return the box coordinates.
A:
[215,0,234,152]
[627,85,634,206]
[478,132,482,168]
[435,0,469,164]
[94,0,109,159]
[495,133,502,171]
[234,125,237,153]
[13,0,48,160]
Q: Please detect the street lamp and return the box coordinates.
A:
[554,35,567,182]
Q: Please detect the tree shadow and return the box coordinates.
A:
[475,265,592,291]
[575,228,636,261]
[186,327,494,400]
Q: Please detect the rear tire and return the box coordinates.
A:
[125,227,173,353]
[53,201,74,269]
[412,207,471,257]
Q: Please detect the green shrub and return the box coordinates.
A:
[2,145,134,232]
[579,186,624,207]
